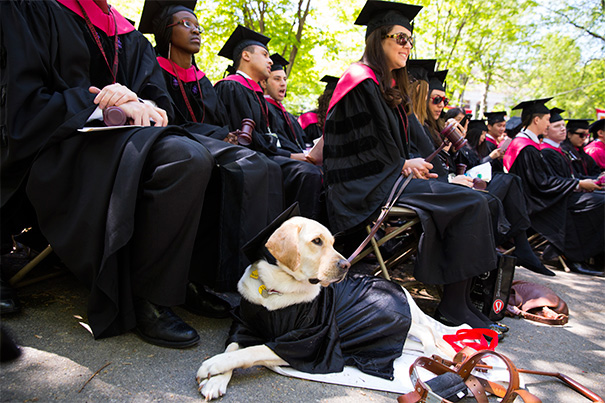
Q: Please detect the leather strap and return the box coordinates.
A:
[506,305,568,325]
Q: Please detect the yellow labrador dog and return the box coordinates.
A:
[197,217,464,401]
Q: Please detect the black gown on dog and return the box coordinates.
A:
[227,274,411,380]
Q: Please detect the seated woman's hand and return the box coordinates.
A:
[445,118,466,138]
[489,148,505,160]
[402,158,437,180]
[578,179,602,192]
[119,101,168,127]
[449,174,473,187]
[89,84,138,109]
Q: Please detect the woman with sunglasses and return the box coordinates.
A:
[561,119,602,178]
[324,1,502,331]
[139,1,284,299]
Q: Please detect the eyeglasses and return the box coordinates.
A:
[430,95,449,106]
[166,20,202,33]
[572,131,588,138]
[382,32,414,48]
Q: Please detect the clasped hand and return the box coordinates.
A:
[89,84,168,127]
[402,158,437,179]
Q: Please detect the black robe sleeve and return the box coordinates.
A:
[323,80,407,233]
[214,80,289,157]
[266,103,304,154]
[509,146,578,214]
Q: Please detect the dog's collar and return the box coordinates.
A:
[262,247,277,265]
[250,269,283,297]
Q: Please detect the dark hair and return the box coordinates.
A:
[444,107,465,121]
[521,113,548,129]
[317,88,335,130]
[361,25,411,111]
[466,127,489,156]
[424,89,444,147]
[233,45,256,71]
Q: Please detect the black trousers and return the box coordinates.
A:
[130,135,214,306]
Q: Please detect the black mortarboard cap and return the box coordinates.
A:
[270,53,289,72]
[429,69,447,92]
[468,119,488,132]
[588,118,605,134]
[566,119,592,131]
[321,75,339,91]
[512,98,552,121]
[484,111,507,125]
[218,25,270,62]
[139,0,197,34]
[242,203,300,263]
[548,107,565,123]
[407,59,436,82]
[354,1,423,38]
[505,115,522,132]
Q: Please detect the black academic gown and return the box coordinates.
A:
[215,76,323,220]
[228,274,411,380]
[2,1,216,339]
[158,59,282,290]
[561,139,601,178]
[508,137,604,262]
[298,110,322,146]
[483,139,504,173]
[265,98,307,154]
[324,63,496,285]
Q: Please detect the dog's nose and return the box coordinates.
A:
[338,259,351,271]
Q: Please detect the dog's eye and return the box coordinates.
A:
[311,237,323,246]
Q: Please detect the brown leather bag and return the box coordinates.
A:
[506,281,569,325]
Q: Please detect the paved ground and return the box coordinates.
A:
[1,256,604,402]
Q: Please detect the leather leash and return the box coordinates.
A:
[347,173,413,263]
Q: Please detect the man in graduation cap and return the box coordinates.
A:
[483,111,507,172]
[297,75,340,146]
[139,0,283,294]
[0,0,232,348]
[585,118,605,170]
[562,119,601,178]
[539,108,578,178]
[214,26,323,221]
[261,53,308,156]
[504,99,604,275]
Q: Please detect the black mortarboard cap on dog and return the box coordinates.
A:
[139,0,197,34]
[270,53,289,72]
[218,25,270,62]
[512,98,552,121]
[354,1,422,38]
[321,75,340,91]
[548,107,565,123]
[484,111,507,125]
[407,59,437,83]
[242,203,300,264]
[566,119,592,132]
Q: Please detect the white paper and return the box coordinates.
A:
[466,161,492,182]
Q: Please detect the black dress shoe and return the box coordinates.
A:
[568,262,605,277]
[134,298,199,348]
[0,279,21,315]
[183,283,231,319]
[516,259,556,276]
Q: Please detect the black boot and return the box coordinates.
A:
[133,298,199,348]
[513,233,555,276]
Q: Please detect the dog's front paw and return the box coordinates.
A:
[198,372,232,401]
[196,355,231,380]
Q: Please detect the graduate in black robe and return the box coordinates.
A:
[504,99,604,274]
[140,1,283,291]
[562,119,602,178]
[0,0,223,347]
[262,54,308,155]
[297,75,340,147]
[324,1,499,330]
[213,26,323,220]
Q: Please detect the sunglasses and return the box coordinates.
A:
[166,20,202,33]
[572,131,588,138]
[430,95,449,106]
[382,32,414,48]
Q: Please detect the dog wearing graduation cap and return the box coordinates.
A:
[196,204,466,400]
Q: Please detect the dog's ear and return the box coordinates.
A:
[265,221,301,272]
